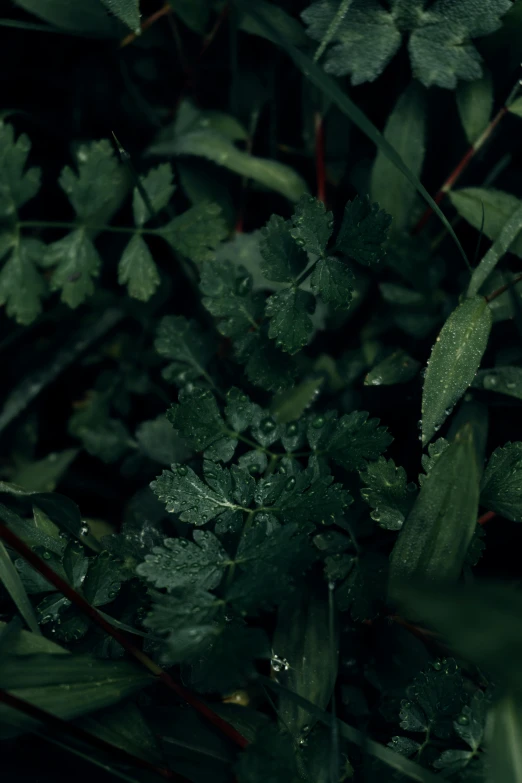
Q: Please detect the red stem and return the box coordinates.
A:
[0,689,182,781]
[485,272,522,303]
[478,510,497,526]
[120,3,172,48]
[0,522,248,749]
[314,112,326,204]
[412,105,509,235]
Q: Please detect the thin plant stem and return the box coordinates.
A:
[120,3,172,49]
[478,510,497,526]
[315,112,326,203]
[413,78,522,235]
[0,521,249,750]
[485,272,522,302]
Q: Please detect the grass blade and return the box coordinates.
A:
[0,540,40,634]
[259,676,441,783]
[468,204,522,297]
[234,0,469,269]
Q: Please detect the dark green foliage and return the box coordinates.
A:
[2,3,522,782]
[302,0,511,88]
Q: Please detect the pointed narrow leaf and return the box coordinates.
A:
[421,297,492,445]
[12,0,118,35]
[389,423,480,595]
[370,82,426,233]
[473,367,522,399]
[272,588,337,737]
[456,69,493,144]
[365,350,420,386]
[396,582,522,693]
[449,187,522,258]
[467,204,522,297]
[0,654,152,736]
[0,542,40,634]
[487,695,522,783]
[100,0,140,33]
[149,129,308,202]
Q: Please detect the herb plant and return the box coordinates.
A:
[2,1,522,782]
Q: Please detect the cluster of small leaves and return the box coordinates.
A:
[302,0,511,89]
[193,194,390,390]
[7,505,123,643]
[389,659,487,777]
[128,384,397,689]
[0,121,227,324]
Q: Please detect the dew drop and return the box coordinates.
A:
[457,714,469,726]
[177,465,188,477]
[236,276,252,296]
[260,418,276,434]
[287,422,298,436]
[312,415,325,429]
[80,525,89,536]
[432,660,442,671]
[42,551,52,560]
[285,477,296,490]
[248,464,261,476]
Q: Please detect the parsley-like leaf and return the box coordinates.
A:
[290,195,333,257]
[360,456,415,530]
[480,442,522,522]
[42,229,101,308]
[226,522,316,613]
[168,387,237,462]
[155,315,216,386]
[0,122,41,219]
[302,0,402,85]
[137,530,228,591]
[399,658,466,739]
[302,0,511,89]
[118,234,160,302]
[310,256,354,310]
[0,239,46,324]
[59,140,127,224]
[408,0,511,89]
[260,215,309,282]
[200,259,264,339]
[309,410,392,471]
[132,163,175,227]
[335,195,391,265]
[266,288,315,354]
[160,202,227,262]
[151,461,250,527]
